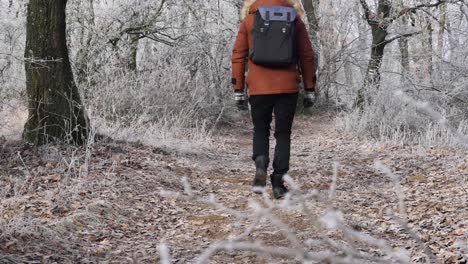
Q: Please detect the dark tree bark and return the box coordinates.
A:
[362,0,391,89]
[355,0,391,109]
[23,0,89,145]
[355,0,447,109]
[365,24,388,87]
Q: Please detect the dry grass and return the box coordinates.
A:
[0,99,27,141]
[335,87,468,148]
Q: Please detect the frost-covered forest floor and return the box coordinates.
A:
[0,113,467,263]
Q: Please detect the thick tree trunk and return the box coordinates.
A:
[356,24,388,108]
[355,0,390,109]
[365,0,390,88]
[365,28,388,87]
[23,0,89,145]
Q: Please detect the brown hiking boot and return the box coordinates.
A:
[271,173,288,199]
[252,156,268,194]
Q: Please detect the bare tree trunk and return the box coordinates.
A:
[421,17,434,80]
[298,0,321,109]
[127,35,140,71]
[23,0,89,145]
[397,0,410,80]
[355,0,449,109]
[75,0,95,85]
[438,3,447,59]
[302,0,320,67]
[356,2,368,79]
[398,37,410,77]
[319,1,337,102]
[364,25,388,88]
[355,0,391,108]
[75,0,96,85]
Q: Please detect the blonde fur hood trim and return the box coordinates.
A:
[240,0,306,20]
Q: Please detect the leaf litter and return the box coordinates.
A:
[0,114,467,263]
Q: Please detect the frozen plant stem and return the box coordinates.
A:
[17,152,34,194]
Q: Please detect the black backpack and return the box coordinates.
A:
[249,6,297,67]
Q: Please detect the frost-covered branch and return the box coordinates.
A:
[383,31,423,45]
[159,171,416,263]
[393,0,463,21]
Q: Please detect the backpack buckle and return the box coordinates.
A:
[264,10,270,26]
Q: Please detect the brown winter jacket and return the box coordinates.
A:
[231,0,316,95]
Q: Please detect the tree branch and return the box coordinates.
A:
[393,0,463,21]
[359,0,374,23]
[141,35,176,46]
[382,31,422,46]
[155,0,166,16]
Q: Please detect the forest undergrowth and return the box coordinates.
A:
[2,0,468,262]
[0,112,466,264]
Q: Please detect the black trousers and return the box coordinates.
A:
[249,93,298,175]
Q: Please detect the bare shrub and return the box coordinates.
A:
[63,0,238,148]
[336,82,468,147]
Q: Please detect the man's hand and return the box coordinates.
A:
[234,90,248,110]
[303,90,316,109]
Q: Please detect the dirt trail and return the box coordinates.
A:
[0,114,467,263]
[173,113,467,263]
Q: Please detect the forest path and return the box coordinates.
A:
[163,113,467,263]
[0,113,467,263]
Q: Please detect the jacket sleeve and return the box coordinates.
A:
[296,18,317,91]
[231,20,249,91]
